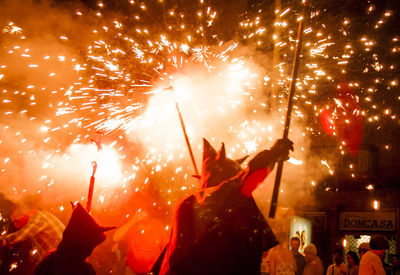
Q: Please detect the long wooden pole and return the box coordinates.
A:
[270,0,281,109]
[175,101,199,175]
[269,15,305,218]
[163,85,199,176]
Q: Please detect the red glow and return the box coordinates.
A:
[126,218,169,273]
[335,84,363,155]
[320,109,334,135]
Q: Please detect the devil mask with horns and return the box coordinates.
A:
[197,138,248,189]
[158,137,293,275]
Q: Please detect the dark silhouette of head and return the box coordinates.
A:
[199,138,247,188]
[369,235,389,251]
[57,203,114,261]
[334,252,344,265]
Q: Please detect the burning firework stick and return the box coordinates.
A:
[87,134,102,212]
[175,101,200,176]
[269,13,305,218]
[87,161,97,213]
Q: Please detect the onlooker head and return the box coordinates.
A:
[358,242,370,258]
[304,243,317,263]
[303,244,324,275]
[334,251,344,265]
[369,235,389,258]
[290,236,301,254]
[328,250,348,275]
[369,235,389,250]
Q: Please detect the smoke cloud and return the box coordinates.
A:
[0,0,332,229]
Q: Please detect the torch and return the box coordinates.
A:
[87,133,102,212]
[269,10,305,218]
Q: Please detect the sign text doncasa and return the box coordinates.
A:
[339,212,395,231]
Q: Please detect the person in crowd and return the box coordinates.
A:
[359,235,389,275]
[290,236,306,275]
[269,232,297,275]
[359,242,371,258]
[34,202,115,275]
[346,251,359,275]
[1,199,65,269]
[326,250,348,275]
[158,138,294,275]
[261,247,274,275]
[392,255,400,275]
[0,193,34,274]
[303,243,324,275]
[112,206,169,275]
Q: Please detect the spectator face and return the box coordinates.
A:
[291,239,300,253]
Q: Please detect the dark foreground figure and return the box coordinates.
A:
[34,203,114,275]
[158,138,293,275]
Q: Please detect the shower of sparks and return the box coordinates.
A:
[2,22,22,35]
[0,0,398,238]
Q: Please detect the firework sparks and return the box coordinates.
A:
[0,1,398,254]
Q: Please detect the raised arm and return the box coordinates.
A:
[240,138,293,197]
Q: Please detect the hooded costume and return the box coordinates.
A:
[33,203,114,275]
[158,138,293,275]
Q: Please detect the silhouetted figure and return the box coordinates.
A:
[359,235,389,275]
[1,197,64,274]
[392,255,400,275]
[326,251,348,275]
[33,203,115,275]
[303,244,323,275]
[159,138,293,275]
[290,236,306,275]
[0,194,34,275]
[112,208,169,274]
[346,251,359,275]
[269,242,296,275]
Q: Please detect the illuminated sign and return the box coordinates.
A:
[339,212,395,231]
[289,216,312,253]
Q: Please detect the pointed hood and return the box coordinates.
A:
[200,138,246,188]
[57,203,115,260]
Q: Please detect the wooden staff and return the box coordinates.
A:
[269,13,305,218]
[164,86,199,176]
[175,100,199,176]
